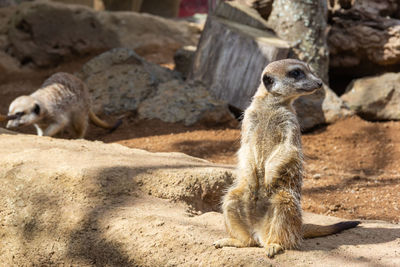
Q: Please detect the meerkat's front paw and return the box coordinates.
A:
[265,243,283,258]
[213,238,245,248]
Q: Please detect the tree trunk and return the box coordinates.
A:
[215,0,270,29]
[267,0,329,83]
[189,14,290,110]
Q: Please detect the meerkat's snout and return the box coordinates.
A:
[6,96,41,129]
[287,66,323,94]
[308,75,323,93]
[310,73,323,90]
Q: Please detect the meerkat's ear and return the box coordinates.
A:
[262,74,274,92]
[33,103,41,115]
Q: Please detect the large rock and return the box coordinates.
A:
[0,50,19,73]
[78,48,177,114]
[0,0,15,7]
[329,0,400,18]
[97,7,199,53]
[6,0,199,67]
[138,79,236,126]
[341,72,400,120]
[0,5,16,50]
[79,48,235,126]
[8,1,119,67]
[295,85,352,131]
[0,134,399,266]
[329,4,400,76]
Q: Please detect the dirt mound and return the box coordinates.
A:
[83,115,400,223]
[0,133,399,266]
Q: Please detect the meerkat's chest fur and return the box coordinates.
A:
[240,101,303,194]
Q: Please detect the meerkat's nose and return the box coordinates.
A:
[317,81,323,88]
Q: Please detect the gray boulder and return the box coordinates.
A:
[79,48,235,126]
[0,51,19,73]
[8,1,119,67]
[138,79,236,126]
[78,48,177,115]
[6,0,199,67]
[295,85,353,131]
[341,72,400,120]
[0,0,15,8]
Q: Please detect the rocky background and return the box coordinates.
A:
[1,0,399,129]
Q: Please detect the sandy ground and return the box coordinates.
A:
[0,133,399,266]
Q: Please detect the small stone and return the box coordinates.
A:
[313,173,321,180]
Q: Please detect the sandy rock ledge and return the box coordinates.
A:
[0,133,399,266]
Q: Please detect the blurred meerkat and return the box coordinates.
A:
[6,72,121,138]
[213,59,359,257]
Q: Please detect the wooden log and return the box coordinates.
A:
[51,0,104,10]
[188,15,289,110]
[214,0,270,30]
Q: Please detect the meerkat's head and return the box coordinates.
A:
[258,59,323,101]
[6,96,42,129]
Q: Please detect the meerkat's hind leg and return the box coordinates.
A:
[214,192,256,248]
[72,113,88,139]
[259,190,302,258]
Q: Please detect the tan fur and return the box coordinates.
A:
[6,72,121,138]
[213,59,359,258]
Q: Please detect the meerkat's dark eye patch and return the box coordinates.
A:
[33,104,40,115]
[287,68,305,79]
[15,111,25,117]
[262,75,274,89]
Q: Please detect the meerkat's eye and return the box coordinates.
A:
[287,69,305,79]
[33,104,40,115]
[15,111,25,117]
[262,75,274,88]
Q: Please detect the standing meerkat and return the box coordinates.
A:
[213,59,359,257]
[6,72,121,138]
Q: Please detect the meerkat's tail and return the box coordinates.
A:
[302,221,360,238]
[89,110,122,132]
